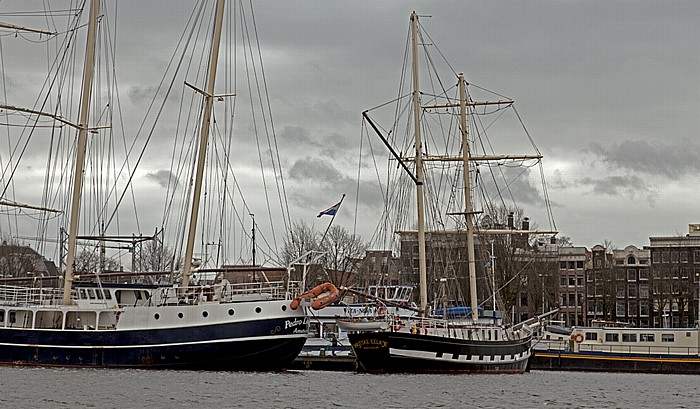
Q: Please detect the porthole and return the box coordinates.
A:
[281,305,287,312]
[178,312,183,319]
[154,313,160,320]
[255,307,262,313]
[228,309,234,316]
[202,311,209,318]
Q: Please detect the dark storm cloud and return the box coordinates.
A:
[589,141,700,179]
[145,170,178,188]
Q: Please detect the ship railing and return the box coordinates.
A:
[155,280,301,306]
[0,284,64,307]
[577,343,700,357]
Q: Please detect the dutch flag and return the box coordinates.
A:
[317,196,344,218]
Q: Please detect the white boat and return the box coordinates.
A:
[531,321,700,373]
[0,0,307,369]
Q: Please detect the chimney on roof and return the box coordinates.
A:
[522,217,529,231]
[507,212,514,229]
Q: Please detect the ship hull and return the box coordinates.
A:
[530,351,700,375]
[0,317,307,370]
[348,331,531,373]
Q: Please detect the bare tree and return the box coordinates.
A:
[281,221,319,266]
[73,248,121,275]
[319,226,367,288]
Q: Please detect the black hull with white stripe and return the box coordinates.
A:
[348,328,532,373]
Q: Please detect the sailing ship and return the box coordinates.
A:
[346,12,557,373]
[0,0,307,369]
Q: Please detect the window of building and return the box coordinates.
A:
[671,251,679,263]
[576,277,583,286]
[520,295,528,307]
[628,284,637,298]
[569,293,576,306]
[695,250,700,262]
[585,332,598,341]
[681,252,689,263]
[576,261,584,269]
[605,333,619,342]
[628,301,637,316]
[622,333,637,342]
[639,259,648,265]
[560,275,567,287]
[568,261,575,270]
[616,286,625,298]
[627,269,636,281]
[569,276,576,286]
[587,271,594,282]
[640,333,655,342]
[640,300,650,317]
[595,258,602,268]
[661,334,675,342]
[627,256,636,265]
[616,271,625,281]
[616,259,624,265]
[661,252,669,263]
[639,269,648,280]
[639,284,649,298]
[560,261,566,269]
[616,301,625,316]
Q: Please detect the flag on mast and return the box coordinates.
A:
[317,195,345,218]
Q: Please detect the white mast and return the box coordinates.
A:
[63,0,100,306]
[182,0,226,288]
[410,11,428,317]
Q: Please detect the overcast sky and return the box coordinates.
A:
[2,1,700,265]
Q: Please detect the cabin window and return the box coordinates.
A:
[0,310,4,322]
[135,291,143,300]
[95,289,103,300]
[605,333,619,342]
[585,332,597,341]
[687,332,692,338]
[622,333,637,342]
[9,311,16,324]
[88,289,96,300]
[661,334,675,342]
[640,334,655,342]
[79,289,87,299]
[104,290,112,300]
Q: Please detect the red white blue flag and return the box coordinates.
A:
[317,199,343,218]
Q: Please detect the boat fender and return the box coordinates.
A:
[573,333,584,343]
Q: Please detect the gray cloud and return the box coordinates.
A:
[145,170,178,189]
[579,175,646,196]
[589,141,700,179]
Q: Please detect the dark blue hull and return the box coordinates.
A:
[0,318,307,370]
[348,331,531,373]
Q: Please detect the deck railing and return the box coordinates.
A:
[0,285,64,306]
[533,338,700,357]
[154,280,301,306]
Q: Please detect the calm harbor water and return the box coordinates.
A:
[0,367,696,408]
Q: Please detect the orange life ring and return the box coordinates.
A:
[290,282,340,310]
[573,333,584,343]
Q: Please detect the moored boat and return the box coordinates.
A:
[346,11,555,374]
[531,323,700,374]
[0,0,308,370]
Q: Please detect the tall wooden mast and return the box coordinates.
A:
[182,0,226,288]
[410,12,428,317]
[63,0,100,305]
[458,74,481,322]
